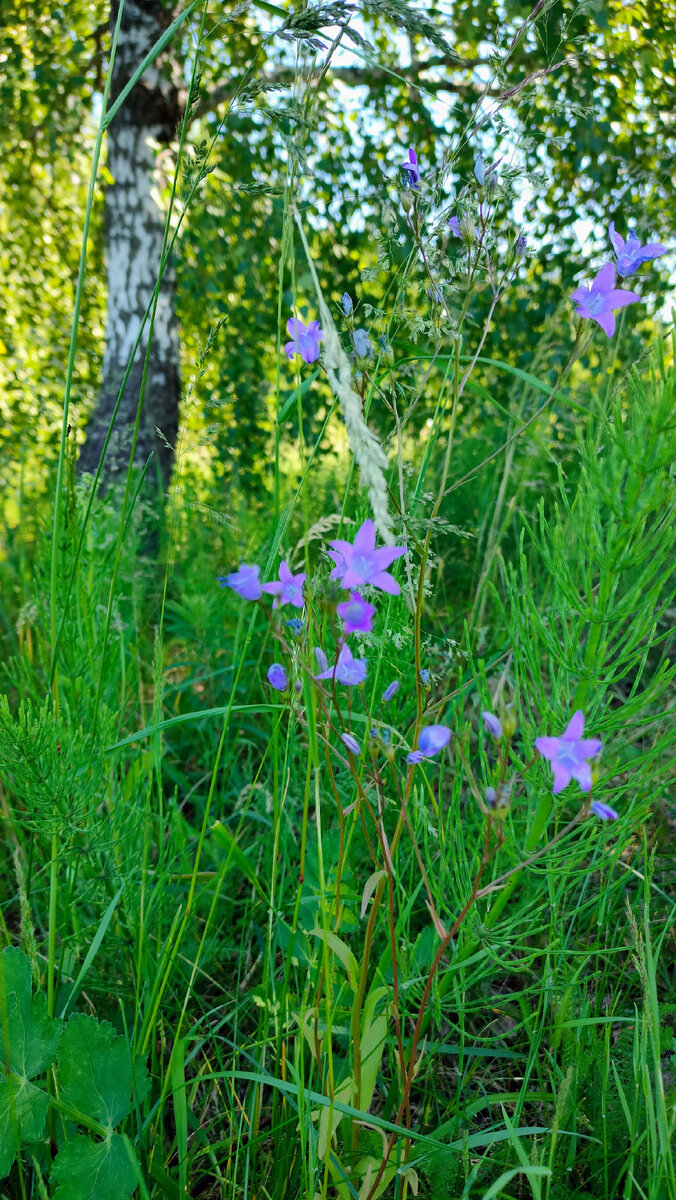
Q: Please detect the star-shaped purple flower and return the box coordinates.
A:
[401,148,421,189]
[328,519,406,595]
[285,317,323,364]
[407,724,450,764]
[262,560,306,609]
[336,592,376,633]
[609,223,667,278]
[570,263,640,337]
[535,711,602,794]
[217,563,261,600]
[313,644,367,686]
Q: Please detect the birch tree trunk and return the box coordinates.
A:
[79,0,181,486]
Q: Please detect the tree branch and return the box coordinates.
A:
[194,59,497,118]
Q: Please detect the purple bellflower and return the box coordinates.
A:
[218,563,262,600]
[591,800,618,821]
[609,223,667,278]
[337,592,376,634]
[570,263,640,337]
[449,216,461,237]
[328,519,406,595]
[267,663,288,691]
[382,680,399,702]
[401,148,421,189]
[262,560,306,609]
[285,317,323,364]
[535,711,602,794]
[407,724,451,764]
[314,644,367,686]
[353,328,373,359]
[340,732,361,756]
[482,711,503,739]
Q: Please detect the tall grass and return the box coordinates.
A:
[0,4,674,1200]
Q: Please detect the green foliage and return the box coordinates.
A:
[0,950,148,1199]
[0,950,60,1176]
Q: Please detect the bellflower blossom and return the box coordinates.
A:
[382,680,399,702]
[340,732,361,756]
[285,317,323,364]
[482,711,503,739]
[262,561,306,609]
[401,148,420,189]
[353,328,373,359]
[337,592,376,634]
[314,644,367,686]
[407,724,451,764]
[267,663,288,691]
[218,563,261,600]
[535,711,602,794]
[570,263,640,337]
[591,800,618,821]
[328,519,406,595]
[341,292,353,316]
[608,223,667,278]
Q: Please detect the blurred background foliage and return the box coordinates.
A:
[0,0,674,586]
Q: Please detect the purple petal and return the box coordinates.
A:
[576,737,602,757]
[535,736,562,759]
[482,711,503,739]
[372,545,407,571]
[604,288,642,309]
[570,284,591,306]
[368,571,400,595]
[418,725,450,756]
[406,750,426,764]
[551,762,572,794]
[608,222,624,255]
[591,800,618,821]
[314,647,329,673]
[571,761,592,791]
[594,310,616,337]
[286,317,306,338]
[352,519,376,556]
[563,711,585,740]
[340,732,361,755]
[592,263,616,293]
[640,242,667,259]
[267,663,288,691]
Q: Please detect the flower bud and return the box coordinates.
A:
[500,705,517,740]
[459,215,476,245]
[340,732,361,756]
[481,711,503,740]
[267,663,288,691]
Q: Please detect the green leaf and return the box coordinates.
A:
[0,947,60,1078]
[0,1078,49,1176]
[51,1133,137,1200]
[0,948,59,1177]
[56,1015,149,1133]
